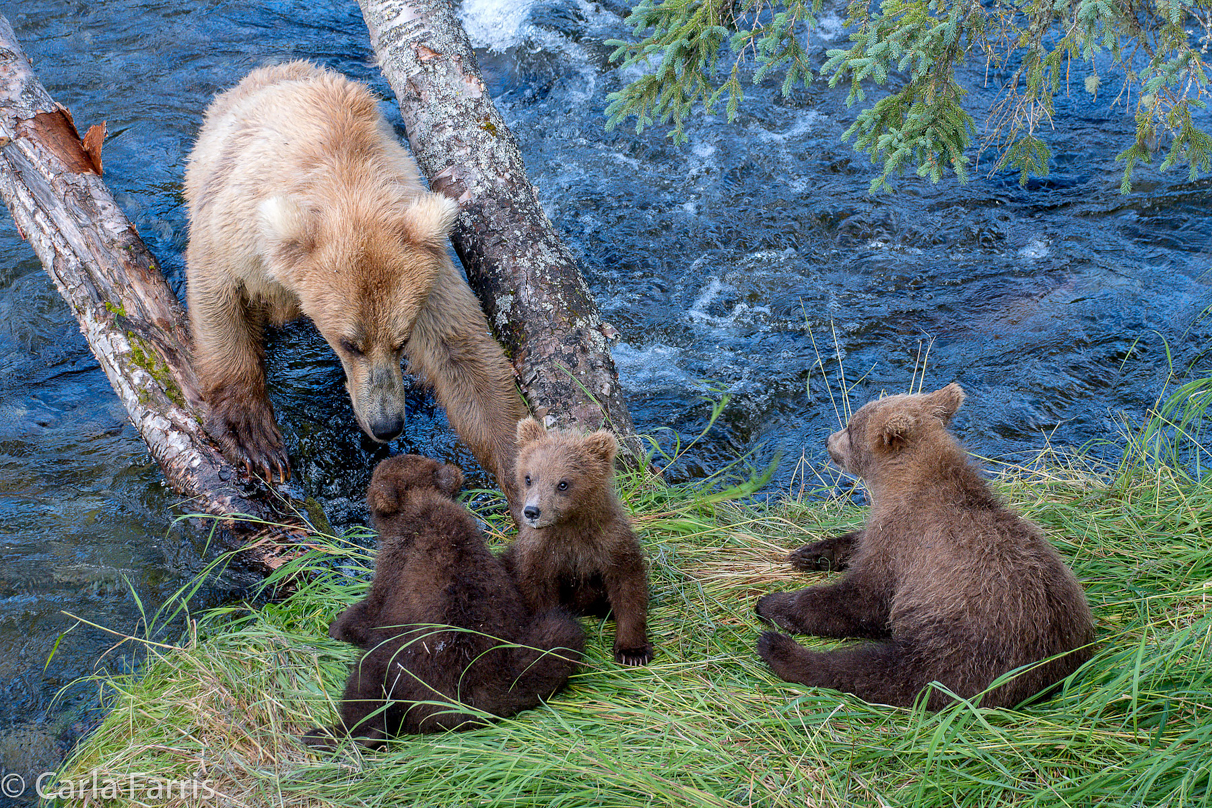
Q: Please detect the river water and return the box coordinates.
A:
[0,0,1208,797]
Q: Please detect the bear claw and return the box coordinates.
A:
[614,644,654,667]
[205,394,291,484]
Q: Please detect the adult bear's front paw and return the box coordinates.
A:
[205,390,290,484]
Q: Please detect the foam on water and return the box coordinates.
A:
[458,0,536,52]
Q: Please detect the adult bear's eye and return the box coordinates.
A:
[525,474,532,487]
[557,480,568,491]
[339,338,364,357]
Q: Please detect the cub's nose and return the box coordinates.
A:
[523,505,541,521]
[369,415,404,443]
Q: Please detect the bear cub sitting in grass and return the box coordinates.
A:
[502,418,653,666]
[306,455,583,748]
[756,383,1094,710]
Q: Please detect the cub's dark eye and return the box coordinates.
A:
[557,480,569,491]
[524,474,532,487]
[339,338,364,357]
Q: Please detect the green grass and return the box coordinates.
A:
[49,399,1212,807]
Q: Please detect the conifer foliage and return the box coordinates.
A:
[605,1,1212,191]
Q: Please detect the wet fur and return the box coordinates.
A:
[306,455,583,748]
[501,418,653,666]
[184,62,525,489]
[756,384,1095,709]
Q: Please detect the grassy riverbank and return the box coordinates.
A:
[51,402,1211,807]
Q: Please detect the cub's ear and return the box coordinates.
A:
[582,430,619,465]
[366,473,401,517]
[400,191,460,251]
[516,416,547,446]
[257,196,316,270]
[926,382,966,424]
[433,462,464,498]
[880,411,917,450]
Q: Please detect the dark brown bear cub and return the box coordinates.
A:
[756,383,1094,710]
[502,418,653,666]
[307,455,583,748]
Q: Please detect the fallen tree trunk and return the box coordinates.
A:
[357,0,643,460]
[0,15,307,575]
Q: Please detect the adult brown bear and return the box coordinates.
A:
[184,62,524,489]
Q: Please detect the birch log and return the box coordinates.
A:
[0,15,307,574]
[357,0,643,459]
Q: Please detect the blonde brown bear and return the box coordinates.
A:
[756,383,1094,709]
[184,61,525,488]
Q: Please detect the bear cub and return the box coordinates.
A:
[501,418,653,666]
[306,455,583,748]
[756,383,1094,710]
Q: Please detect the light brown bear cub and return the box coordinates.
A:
[756,383,1094,710]
[184,62,524,487]
[306,455,583,748]
[502,418,652,666]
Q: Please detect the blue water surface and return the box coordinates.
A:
[0,0,1208,798]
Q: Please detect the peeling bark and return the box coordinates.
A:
[0,15,307,576]
[357,0,643,459]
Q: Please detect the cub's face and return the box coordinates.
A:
[514,417,618,529]
[827,383,966,479]
[258,191,458,445]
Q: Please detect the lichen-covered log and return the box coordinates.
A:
[0,14,307,574]
[357,0,642,459]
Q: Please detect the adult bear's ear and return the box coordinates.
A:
[516,416,547,446]
[880,411,917,451]
[434,462,464,498]
[582,430,618,466]
[926,382,966,424]
[401,192,460,251]
[258,196,316,270]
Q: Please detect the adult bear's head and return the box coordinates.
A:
[258,188,460,444]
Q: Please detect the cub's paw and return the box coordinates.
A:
[755,591,800,632]
[205,390,290,484]
[756,631,811,683]
[788,542,839,572]
[614,643,654,667]
[301,727,339,751]
[788,531,859,572]
[328,603,371,647]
